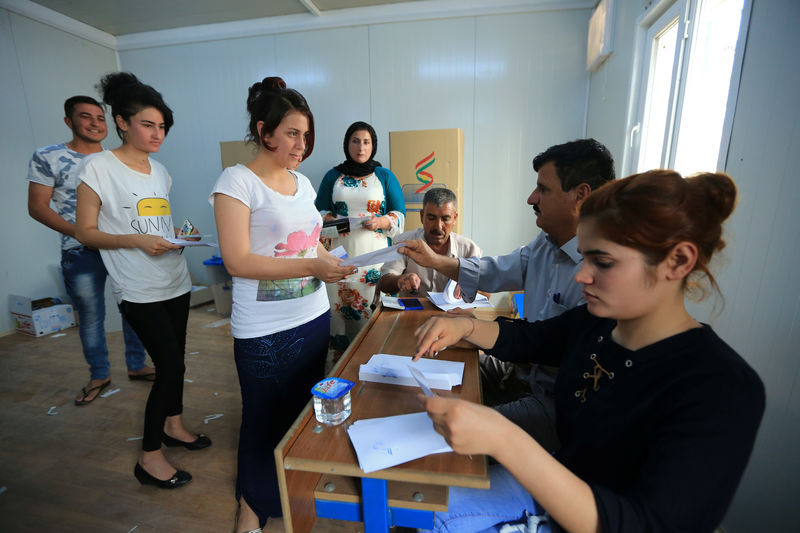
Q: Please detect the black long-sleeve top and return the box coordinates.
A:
[486,305,765,533]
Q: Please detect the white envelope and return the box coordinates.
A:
[341,243,407,267]
[359,353,464,390]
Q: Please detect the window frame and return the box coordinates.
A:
[621,0,752,176]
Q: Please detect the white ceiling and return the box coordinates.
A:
[27,0,420,35]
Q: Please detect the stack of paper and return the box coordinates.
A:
[346,412,452,473]
[428,279,492,311]
[359,354,464,390]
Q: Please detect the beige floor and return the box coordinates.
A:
[0,302,361,533]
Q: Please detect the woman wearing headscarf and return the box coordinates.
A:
[316,121,405,353]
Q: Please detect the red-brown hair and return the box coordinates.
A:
[580,169,737,299]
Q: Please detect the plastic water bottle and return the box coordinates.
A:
[311,377,355,426]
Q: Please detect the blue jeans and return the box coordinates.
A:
[61,246,146,380]
[425,464,552,533]
[234,312,329,526]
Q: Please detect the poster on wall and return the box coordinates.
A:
[389,128,464,233]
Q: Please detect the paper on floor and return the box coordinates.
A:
[347,412,452,473]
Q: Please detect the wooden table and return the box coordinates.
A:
[275,300,494,533]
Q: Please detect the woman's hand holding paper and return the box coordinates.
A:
[420,395,509,456]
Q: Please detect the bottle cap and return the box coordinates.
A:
[311,377,355,400]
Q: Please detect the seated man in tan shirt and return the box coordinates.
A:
[378,188,481,297]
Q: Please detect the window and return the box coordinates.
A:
[626,0,748,176]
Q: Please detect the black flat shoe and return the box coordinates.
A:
[134,462,191,489]
[161,432,212,450]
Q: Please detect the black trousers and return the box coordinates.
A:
[119,291,191,452]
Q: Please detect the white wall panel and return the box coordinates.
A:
[587,0,800,529]
[10,13,117,148]
[696,1,800,529]
[274,26,372,188]
[0,9,117,334]
[368,17,477,232]
[583,0,640,166]
[473,10,590,257]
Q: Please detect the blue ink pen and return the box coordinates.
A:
[553,292,561,304]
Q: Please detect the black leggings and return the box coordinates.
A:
[119,292,191,452]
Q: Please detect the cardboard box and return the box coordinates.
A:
[220,140,258,169]
[9,295,76,337]
[389,128,464,233]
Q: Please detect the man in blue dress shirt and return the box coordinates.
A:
[400,138,615,451]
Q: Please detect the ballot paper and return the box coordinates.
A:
[428,279,492,311]
[348,216,372,227]
[408,365,435,397]
[165,237,218,247]
[341,242,407,267]
[359,353,464,390]
[346,412,452,473]
[329,246,349,259]
[321,216,374,239]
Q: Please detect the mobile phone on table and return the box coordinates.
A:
[399,297,424,311]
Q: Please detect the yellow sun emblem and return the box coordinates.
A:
[136,197,171,216]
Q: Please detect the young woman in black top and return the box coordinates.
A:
[413,170,765,533]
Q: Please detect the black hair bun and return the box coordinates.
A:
[98,72,140,106]
[262,76,286,90]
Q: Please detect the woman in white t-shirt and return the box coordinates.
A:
[76,72,209,491]
[210,76,355,532]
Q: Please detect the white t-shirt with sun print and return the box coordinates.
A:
[78,150,191,304]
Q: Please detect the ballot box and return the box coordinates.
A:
[389,128,464,234]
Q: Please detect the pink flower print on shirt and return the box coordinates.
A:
[274,224,321,257]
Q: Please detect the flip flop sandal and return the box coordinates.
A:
[74,380,111,406]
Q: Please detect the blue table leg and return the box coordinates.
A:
[361,478,390,533]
